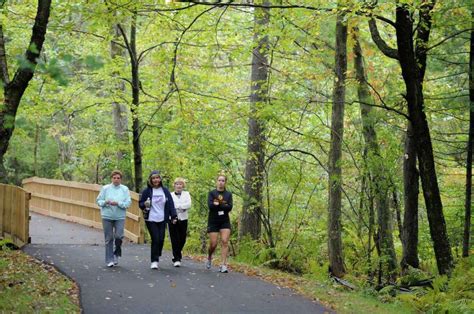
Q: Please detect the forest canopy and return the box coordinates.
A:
[0,0,472,311]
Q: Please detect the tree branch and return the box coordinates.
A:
[265,148,327,171]
[170,5,217,88]
[0,23,9,86]
[415,0,436,82]
[117,24,137,66]
[426,28,472,52]
[368,18,399,60]
[9,0,51,90]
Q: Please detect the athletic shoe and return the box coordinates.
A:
[205,259,212,270]
[113,255,119,266]
[150,262,159,269]
[107,262,114,267]
[219,265,228,273]
[173,261,181,267]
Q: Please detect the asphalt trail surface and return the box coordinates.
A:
[24,213,329,313]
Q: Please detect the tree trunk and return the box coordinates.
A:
[353,30,397,283]
[33,123,40,176]
[131,18,143,193]
[327,8,347,277]
[401,123,420,270]
[368,186,375,281]
[0,0,52,182]
[392,189,403,243]
[464,8,474,258]
[119,12,143,192]
[52,113,74,180]
[396,3,453,274]
[111,22,133,189]
[240,1,270,240]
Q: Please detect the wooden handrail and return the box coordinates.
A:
[0,184,30,247]
[22,177,145,244]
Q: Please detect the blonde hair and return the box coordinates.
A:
[174,177,187,188]
[216,173,227,182]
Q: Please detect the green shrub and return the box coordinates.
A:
[398,256,474,313]
[0,238,18,251]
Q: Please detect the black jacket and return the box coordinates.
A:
[208,189,233,221]
[139,186,177,222]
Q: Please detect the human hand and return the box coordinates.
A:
[213,200,219,206]
[142,208,150,220]
[144,198,151,208]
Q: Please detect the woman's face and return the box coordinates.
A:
[151,175,162,187]
[174,181,184,192]
[216,176,226,190]
[112,175,122,186]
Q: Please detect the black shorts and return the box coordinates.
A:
[207,220,231,233]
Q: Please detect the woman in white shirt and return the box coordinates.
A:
[138,170,177,269]
[169,177,191,267]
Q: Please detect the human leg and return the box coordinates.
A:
[178,220,188,259]
[155,221,166,260]
[113,219,125,259]
[102,219,114,265]
[219,228,231,266]
[206,231,219,269]
[146,221,161,263]
[208,232,219,258]
[168,221,180,262]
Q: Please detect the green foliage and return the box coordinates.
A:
[0,238,17,251]
[2,0,472,311]
[398,256,474,313]
[398,266,430,287]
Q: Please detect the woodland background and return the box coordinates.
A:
[0,0,473,312]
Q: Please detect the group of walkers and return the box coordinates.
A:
[96,170,232,273]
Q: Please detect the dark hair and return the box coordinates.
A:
[148,170,162,188]
[111,170,123,179]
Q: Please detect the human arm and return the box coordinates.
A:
[118,186,131,209]
[167,190,178,222]
[178,191,192,211]
[96,186,107,207]
[208,191,220,211]
[138,189,149,210]
[221,192,233,213]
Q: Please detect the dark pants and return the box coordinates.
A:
[169,219,188,262]
[145,221,167,263]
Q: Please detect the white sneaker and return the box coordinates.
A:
[113,255,119,266]
[150,262,159,269]
[219,265,228,273]
[107,262,114,267]
[205,259,212,270]
[173,261,181,267]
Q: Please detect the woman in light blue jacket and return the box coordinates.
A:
[96,170,131,267]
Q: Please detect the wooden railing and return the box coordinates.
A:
[0,184,30,248]
[22,177,145,244]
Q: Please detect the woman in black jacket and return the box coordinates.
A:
[139,170,177,269]
[205,174,233,273]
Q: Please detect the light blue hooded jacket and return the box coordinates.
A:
[96,184,131,220]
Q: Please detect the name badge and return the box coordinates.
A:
[218,211,224,216]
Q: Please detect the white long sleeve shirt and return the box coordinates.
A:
[171,191,191,221]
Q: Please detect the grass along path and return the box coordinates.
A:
[190,254,414,314]
[0,248,80,313]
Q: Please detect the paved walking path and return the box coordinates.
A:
[24,213,330,313]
